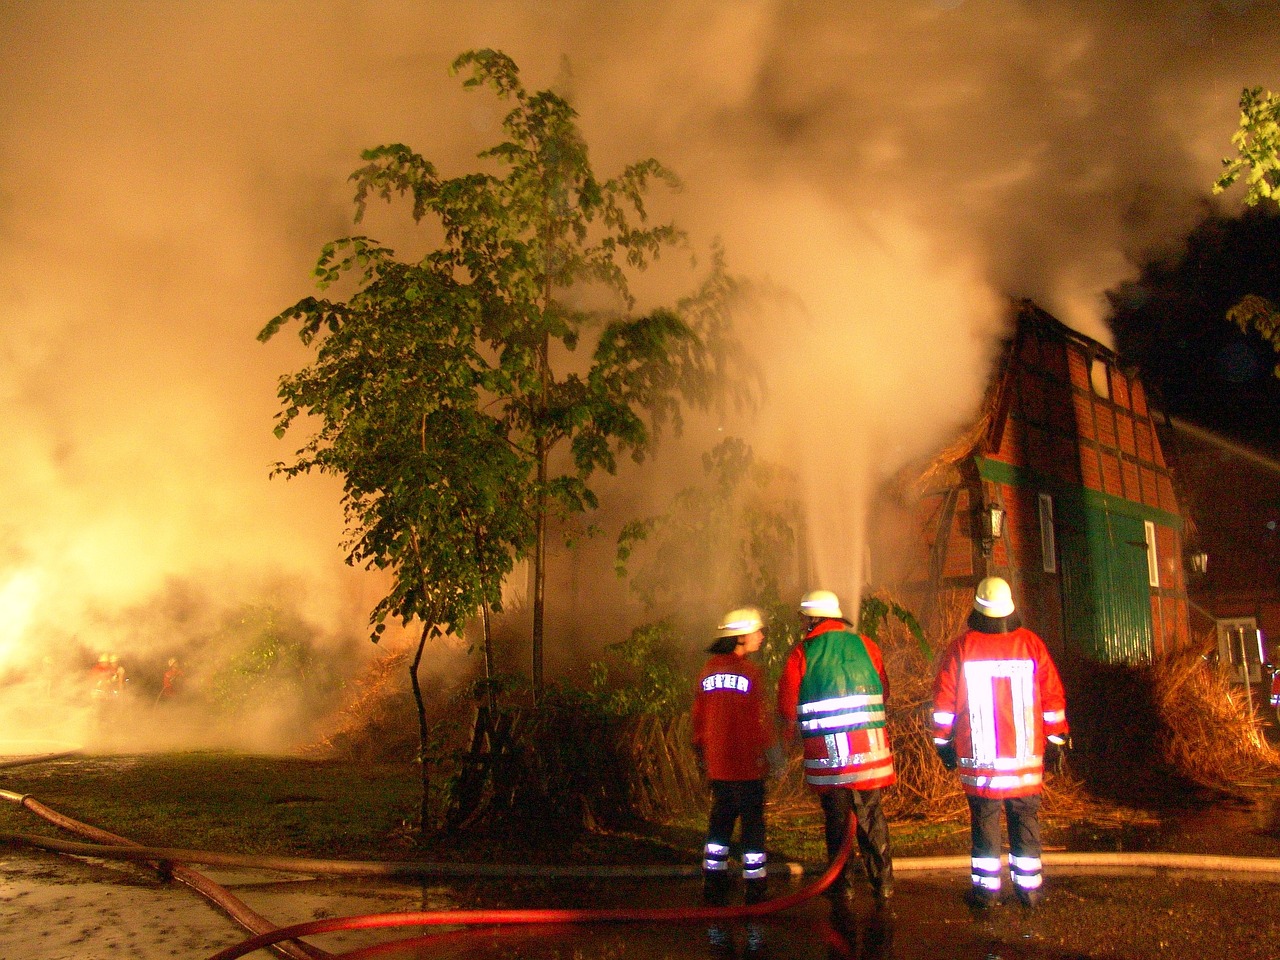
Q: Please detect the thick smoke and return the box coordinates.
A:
[0,0,1275,746]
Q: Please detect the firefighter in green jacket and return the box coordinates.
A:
[777,589,896,914]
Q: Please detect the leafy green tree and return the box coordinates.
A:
[264,48,721,715]
[262,260,529,826]
[1216,87,1280,208]
[1215,86,1280,376]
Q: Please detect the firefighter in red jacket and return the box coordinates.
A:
[932,576,1069,910]
[1270,663,1279,722]
[777,589,896,913]
[692,607,783,906]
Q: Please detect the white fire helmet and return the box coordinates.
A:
[717,607,765,639]
[799,589,843,620]
[974,576,1015,618]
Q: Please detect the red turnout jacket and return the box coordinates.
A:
[693,652,777,781]
[932,626,1068,799]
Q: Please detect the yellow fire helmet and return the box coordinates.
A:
[717,607,765,638]
[799,589,843,620]
[974,576,1015,618]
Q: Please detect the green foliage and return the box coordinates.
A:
[587,618,692,719]
[1214,87,1280,378]
[1226,292,1280,377]
[617,437,800,610]
[204,604,341,712]
[1216,87,1280,209]
[857,594,931,659]
[264,264,530,640]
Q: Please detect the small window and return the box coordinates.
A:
[1038,493,1056,574]
[1218,618,1263,683]
[1144,520,1159,587]
[1089,357,1111,399]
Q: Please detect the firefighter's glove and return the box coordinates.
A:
[935,741,958,771]
[1045,735,1069,772]
[766,744,787,780]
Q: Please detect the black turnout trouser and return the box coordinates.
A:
[820,787,893,897]
[705,779,767,880]
[967,793,1043,894]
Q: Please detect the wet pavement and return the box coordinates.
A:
[5,842,1279,959]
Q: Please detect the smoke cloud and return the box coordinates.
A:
[0,0,1274,747]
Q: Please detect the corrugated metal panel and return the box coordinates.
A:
[1095,511,1154,664]
[1057,496,1098,661]
[1057,498,1154,664]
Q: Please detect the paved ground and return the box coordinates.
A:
[4,830,1280,959]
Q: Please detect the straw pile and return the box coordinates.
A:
[1148,648,1280,787]
[876,593,968,824]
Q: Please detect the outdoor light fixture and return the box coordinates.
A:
[978,504,1005,556]
[1190,551,1209,575]
[985,505,1005,541]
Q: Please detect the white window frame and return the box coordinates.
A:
[1144,520,1159,587]
[1038,493,1056,574]
[1217,618,1263,684]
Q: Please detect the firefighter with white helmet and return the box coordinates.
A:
[777,589,897,916]
[692,606,784,907]
[932,576,1069,909]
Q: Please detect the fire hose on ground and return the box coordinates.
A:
[0,787,326,960]
[0,780,856,960]
[202,821,859,960]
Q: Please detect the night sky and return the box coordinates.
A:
[1109,206,1280,456]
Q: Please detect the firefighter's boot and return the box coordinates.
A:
[703,871,731,907]
[826,870,853,922]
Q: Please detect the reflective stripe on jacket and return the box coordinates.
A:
[777,620,896,792]
[931,626,1068,799]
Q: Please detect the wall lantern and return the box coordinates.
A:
[979,505,1006,557]
[984,505,1005,541]
[1190,551,1209,575]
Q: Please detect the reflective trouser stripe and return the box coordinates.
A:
[704,842,729,873]
[743,850,767,880]
[971,855,1001,891]
[1010,853,1043,889]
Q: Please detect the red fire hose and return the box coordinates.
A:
[206,816,859,960]
[0,788,327,960]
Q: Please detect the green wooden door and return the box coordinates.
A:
[1058,498,1154,664]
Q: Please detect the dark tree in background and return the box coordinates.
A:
[1108,205,1280,454]
[1209,86,1280,381]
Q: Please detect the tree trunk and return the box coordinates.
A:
[532,448,547,704]
[410,620,432,835]
[481,602,495,713]
[532,325,550,705]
